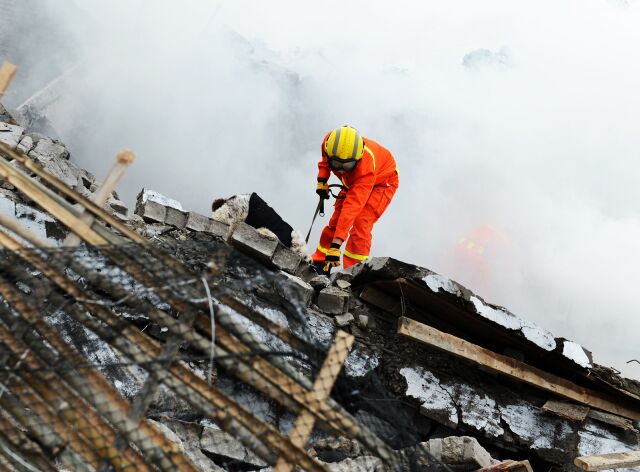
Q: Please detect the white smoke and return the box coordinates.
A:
[3,0,640,377]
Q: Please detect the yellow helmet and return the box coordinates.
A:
[324,126,364,161]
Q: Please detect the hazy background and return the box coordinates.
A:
[2,0,640,377]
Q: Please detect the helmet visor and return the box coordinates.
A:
[328,157,358,172]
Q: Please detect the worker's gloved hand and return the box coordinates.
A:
[316,179,329,200]
[322,242,341,273]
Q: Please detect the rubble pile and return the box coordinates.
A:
[1,107,639,472]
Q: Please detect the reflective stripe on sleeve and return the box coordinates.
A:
[316,245,331,255]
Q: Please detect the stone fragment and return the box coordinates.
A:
[357,314,369,328]
[424,436,492,469]
[29,137,69,160]
[185,212,210,232]
[296,263,319,283]
[321,456,384,472]
[165,207,188,228]
[150,419,224,472]
[279,272,314,307]
[206,218,230,239]
[336,279,351,290]
[106,194,128,216]
[16,135,34,154]
[0,122,24,149]
[272,244,302,274]
[334,312,354,327]
[317,286,350,315]
[312,436,364,462]
[135,187,183,211]
[135,199,166,223]
[230,222,279,264]
[200,426,267,469]
[0,103,11,123]
[309,275,331,290]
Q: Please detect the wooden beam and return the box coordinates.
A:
[542,400,590,422]
[398,317,640,421]
[273,330,355,472]
[575,451,640,471]
[0,62,17,97]
[64,149,135,246]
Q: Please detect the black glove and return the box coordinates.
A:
[316,179,329,200]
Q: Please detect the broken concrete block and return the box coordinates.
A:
[296,262,318,283]
[135,187,184,213]
[29,137,69,161]
[184,212,210,232]
[335,279,351,290]
[164,207,187,228]
[16,135,33,154]
[205,218,229,239]
[317,286,350,315]
[279,272,314,307]
[135,199,166,223]
[425,436,492,469]
[272,244,302,274]
[106,194,128,216]
[335,312,354,327]
[309,275,331,290]
[0,122,24,149]
[230,222,279,264]
[200,426,266,469]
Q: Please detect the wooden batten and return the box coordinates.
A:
[575,451,640,471]
[398,317,640,421]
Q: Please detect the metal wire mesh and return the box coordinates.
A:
[0,141,455,471]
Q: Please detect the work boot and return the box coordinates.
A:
[312,261,331,276]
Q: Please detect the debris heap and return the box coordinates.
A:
[1,100,639,472]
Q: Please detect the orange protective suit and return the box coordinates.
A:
[311,135,399,268]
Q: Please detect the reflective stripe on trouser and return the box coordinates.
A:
[311,184,397,269]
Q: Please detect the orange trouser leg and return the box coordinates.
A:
[311,198,344,263]
[343,185,397,268]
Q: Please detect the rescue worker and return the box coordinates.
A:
[312,126,399,273]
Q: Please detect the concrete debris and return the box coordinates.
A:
[164,206,188,228]
[309,275,331,290]
[334,312,354,327]
[422,436,493,469]
[135,198,166,223]
[200,427,267,469]
[29,137,69,161]
[230,221,279,264]
[0,122,24,148]
[317,286,350,315]
[272,243,303,274]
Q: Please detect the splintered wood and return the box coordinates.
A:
[575,451,640,471]
[0,62,17,97]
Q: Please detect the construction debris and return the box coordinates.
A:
[1,76,640,471]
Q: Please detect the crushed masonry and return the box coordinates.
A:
[1,93,640,471]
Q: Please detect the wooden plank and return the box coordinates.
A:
[575,451,640,471]
[273,330,355,472]
[64,149,135,246]
[587,410,638,433]
[0,62,17,97]
[477,460,534,471]
[398,317,640,421]
[542,400,589,421]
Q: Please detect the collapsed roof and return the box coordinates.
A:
[1,91,640,472]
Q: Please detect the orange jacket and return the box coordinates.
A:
[317,135,399,241]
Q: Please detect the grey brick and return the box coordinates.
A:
[317,286,350,315]
[230,222,279,264]
[206,218,230,239]
[272,244,302,274]
[164,207,187,228]
[135,200,166,223]
[185,212,210,232]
